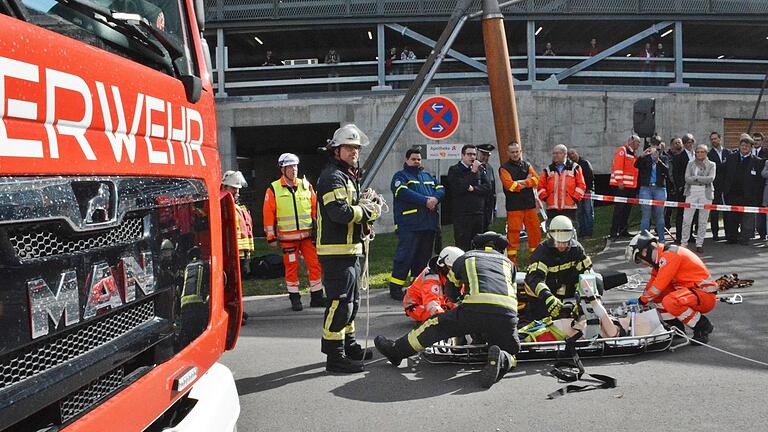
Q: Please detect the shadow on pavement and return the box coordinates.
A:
[236,362,327,396]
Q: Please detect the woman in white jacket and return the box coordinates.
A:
[681,144,716,252]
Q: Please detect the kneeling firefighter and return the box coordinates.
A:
[375,233,520,388]
[626,230,716,343]
[521,215,594,323]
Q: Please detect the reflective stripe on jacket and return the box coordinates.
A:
[263,176,317,242]
[609,144,639,188]
[235,204,254,255]
[640,245,717,303]
[391,165,445,231]
[447,249,517,315]
[403,267,453,322]
[537,161,586,210]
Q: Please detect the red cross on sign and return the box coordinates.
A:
[416,96,460,140]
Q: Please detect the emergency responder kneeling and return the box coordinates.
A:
[402,248,458,322]
[375,232,520,389]
[317,124,381,373]
[521,215,593,324]
[263,153,325,311]
[626,230,716,343]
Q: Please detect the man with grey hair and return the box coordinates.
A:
[609,135,641,239]
[672,133,696,244]
[537,144,586,222]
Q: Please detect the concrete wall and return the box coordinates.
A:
[215,89,768,233]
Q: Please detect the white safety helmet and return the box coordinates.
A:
[547,215,576,244]
[436,246,464,270]
[278,153,300,167]
[328,124,370,148]
[221,170,247,189]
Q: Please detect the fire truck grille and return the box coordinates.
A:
[60,368,125,422]
[0,301,155,390]
[9,216,144,261]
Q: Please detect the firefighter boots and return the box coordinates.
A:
[374,336,403,367]
[480,345,516,389]
[346,343,374,361]
[692,315,714,344]
[310,290,326,308]
[288,292,303,311]
[389,286,405,301]
[325,354,364,373]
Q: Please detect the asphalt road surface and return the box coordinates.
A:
[223,236,768,432]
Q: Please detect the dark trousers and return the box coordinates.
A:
[710,190,725,240]
[319,256,360,355]
[756,214,766,239]
[724,194,756,243]
[664,188,677,236]
[396,306,520,360]
[389,230,436,289]
[453,214,485,251]
[610,187,636,236]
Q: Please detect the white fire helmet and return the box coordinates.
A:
[278,153,300,167]
[221,170,248,189]
[436,246,464,269]
[328,124,370,148]
[547,215,576,244]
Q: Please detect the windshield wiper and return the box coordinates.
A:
[51,0,180,76]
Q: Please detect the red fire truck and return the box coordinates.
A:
[0,0,243,429]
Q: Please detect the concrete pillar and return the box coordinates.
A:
[216,28,228,96]
[527,20,536,84]
[216,107,236,171]
[372,24,391,90]
[671,21,689,88]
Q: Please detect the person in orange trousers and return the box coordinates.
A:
[263,153,325,311]
[498,141,541,263]
[626,230,716,343]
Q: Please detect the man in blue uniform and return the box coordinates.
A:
[388,147,445,300]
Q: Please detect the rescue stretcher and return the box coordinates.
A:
[422,271,676,364]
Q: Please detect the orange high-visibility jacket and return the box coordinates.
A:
[263,176,317,243]
[641,245,717,303]
[609,144,639,188]
[537,160,586,210]
[403,267,454,322]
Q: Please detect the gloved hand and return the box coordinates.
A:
[545,294,563,318]
[358,199,381,222]
[630,296,648,306]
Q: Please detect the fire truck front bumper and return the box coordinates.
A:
[166,362,240,432]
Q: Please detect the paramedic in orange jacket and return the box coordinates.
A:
[626,230,716,343]
[537,144,586,223]
[263,153,325,311]
[498,141,541,263]
[609,135,641,239]
[402,253,458,322]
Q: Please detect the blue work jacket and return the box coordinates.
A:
[391,164,445,232]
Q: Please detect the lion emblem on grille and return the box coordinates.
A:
[85,184,111,224]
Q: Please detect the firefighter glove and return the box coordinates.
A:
[545,294,563,318]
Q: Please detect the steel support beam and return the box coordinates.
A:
[216,28,227,96]
[386,23,487,73]
[362,0,475,189]
[554,21,674,83]
[526,20,536,83]
[372,24,390,90]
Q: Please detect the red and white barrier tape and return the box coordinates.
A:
[584,193,768,214]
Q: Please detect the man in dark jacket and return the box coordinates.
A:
[477,144,497,231]
[388,147,445,300]
[672,134,696,244]
[567,148,595,237]
[751,132,768,239]
[723,134,765,245]
[635,141,673,242]
[446,145,491,251]
[707,131,730,241]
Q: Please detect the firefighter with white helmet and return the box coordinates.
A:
[521,215,593,323]
[376,239,520,389]
[262,152,325,311]
[316,124,380,373]
[220,170,254,324]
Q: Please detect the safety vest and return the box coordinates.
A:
[609,144,639,188]
[270,178,314,241]
[449,249,518,314]
[235,204,254,255]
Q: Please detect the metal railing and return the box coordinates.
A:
[204,0,768,24]
[213,56,768,96]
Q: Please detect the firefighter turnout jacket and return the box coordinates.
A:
[316,159,378,256]
[537,160,586,210]
[263,176,317,243]
[640,244,718,303]
[403,267,454,322]
[391,164,445,232]
[609,144,639,188]
[445,248,517,316]
[523,240,592,310]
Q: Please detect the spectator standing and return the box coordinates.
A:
[655,42,666,84]
[499,141,542,263]
[664,137,683,230]
[656,42,665,58]
[477,144,497,231]
[609,135,640,239]
[388,148,445,301]
[672,134,696,243]
[446,145,491,251]
[707,131,730,241]
[586,37,600,56]
[751,132,767,239]
[261,50,278,66]
[723,134,764,245]
[640,42,655,83]
[325,47,341,91]
[537,144,586,222]
[680,144,716,253]
[262,154,325,311]
[567,148,595,237]
[634,140,672,242]
[543,42,556,56]
[400,46,417,76]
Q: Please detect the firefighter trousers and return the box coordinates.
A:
[655,287,716,328]
[505,209,541,263]
[389,230,435,289]
[319,256,361,355]
[281,237,323,293]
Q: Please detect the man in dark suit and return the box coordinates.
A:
[751,132,768,239]
[446,145,491,251]
[707,131,730,241]
[477,144,497,232]
[723,134,766,245]
[672,134,696,244]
